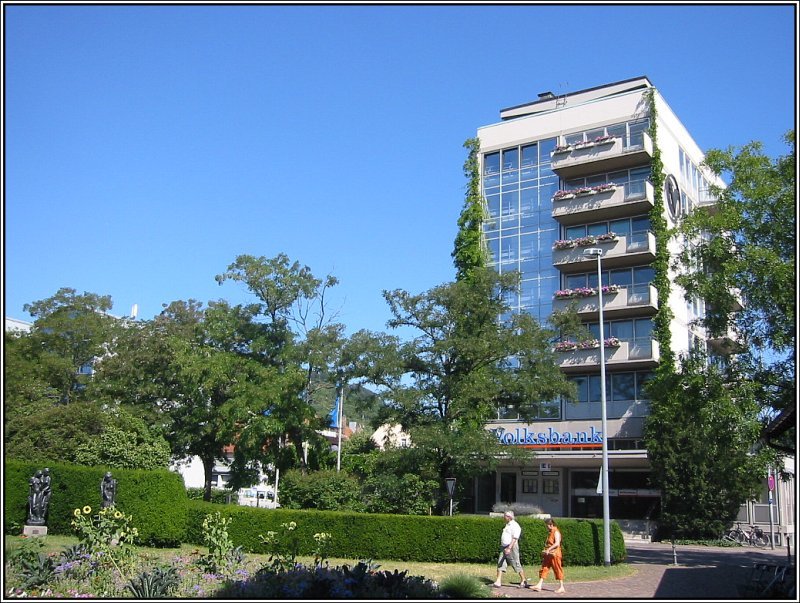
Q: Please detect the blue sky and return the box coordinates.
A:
[4,4,797,335]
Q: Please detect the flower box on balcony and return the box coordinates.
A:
[592,183,617,194]
[552,191,576,202]
[552,145,572,155]
[572,141,595,150]
[594,135,616,145]
[596,232,618,243]
[554,337,620,353]
[553,239,575,250]
[553,284,620,300]
[575,188,596,197]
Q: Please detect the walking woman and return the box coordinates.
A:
[530,517,565,593]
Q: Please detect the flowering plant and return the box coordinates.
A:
[552,190,576,201]
[594,135,616,144]
[554,287,594,299]
[70,505,138,573]
[574,235,597,247]
[552,239,575,250]
[553,144,572,154]
[596,232,618,242]
[554,284,620,299]
[574,186,595,195]
[554,337,621,352]
[592,182,617,192]
[554,341,578,352]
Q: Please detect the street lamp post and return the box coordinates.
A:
[584,247,611,567]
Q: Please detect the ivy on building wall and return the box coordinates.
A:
[645,88,675,373]
[452,137,490,282]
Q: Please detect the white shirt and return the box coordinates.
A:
[501,519,522,546]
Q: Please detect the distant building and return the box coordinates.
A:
[5,317,32,333]
[371,424,411,450]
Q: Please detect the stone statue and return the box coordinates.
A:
[41,468,52,514]
[26,470,46,525]
[100,471,117,508]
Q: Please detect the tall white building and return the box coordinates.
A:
[472,77,791,543]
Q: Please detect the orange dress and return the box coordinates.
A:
[539,527,564,580]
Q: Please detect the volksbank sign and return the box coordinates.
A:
[492,426,603,447]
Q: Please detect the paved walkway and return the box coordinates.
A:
[489,540,794,599]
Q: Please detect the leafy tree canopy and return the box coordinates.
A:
[672,131,795,451]
[343,268,575,512]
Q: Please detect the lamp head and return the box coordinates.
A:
[583,248,604,257]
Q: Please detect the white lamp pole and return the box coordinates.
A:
[585,247,611,566]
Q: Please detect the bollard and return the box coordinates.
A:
[786,533,791,564]
[671,541,678,566]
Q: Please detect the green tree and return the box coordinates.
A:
[452,137,489,282]
[15,288,116,405]
[215,254,348,476]
[94,299,299,500]
[345,268,575,513]
[4,331,61,426]
[644,351,769,539]
[672,131,795,451]
[4,401,170,470]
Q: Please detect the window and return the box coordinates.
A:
[521,144,538,167]
[522,479,538,493]
[503,148,519,171]
[612,373,636,401]
[484,152,500,175]
[543,479,559,494]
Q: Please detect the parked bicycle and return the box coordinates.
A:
[724,522,769,547]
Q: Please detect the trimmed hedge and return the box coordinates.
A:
[185,500,627,565]
[4,460,188,547]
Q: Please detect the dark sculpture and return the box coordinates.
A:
[26,468,51,526]
[100,471,117,508]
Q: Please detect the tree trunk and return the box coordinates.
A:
[202,456,215,501]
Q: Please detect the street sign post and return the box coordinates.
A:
[445,478,456,516]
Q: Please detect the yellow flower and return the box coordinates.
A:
[82,506,92,514]
[114,511,122,519]
[73,508,81,517]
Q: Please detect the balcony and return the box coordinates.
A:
[557,339,660,373]
[552,181,655,226]
[707,328,746,355]
[695,189,720,215]
[552,232,657,273]
[551,132,653,179]
[552,284,658,319]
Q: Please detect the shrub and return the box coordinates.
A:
[183,501,627,566]
[492,502,544,516]
[439,573,491,598]
[278,469,365,511]
[362,473,438,515]
[4,460,188,546]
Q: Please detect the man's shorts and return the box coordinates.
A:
[497,544,522,572]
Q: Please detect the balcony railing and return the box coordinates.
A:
[552,232,657,272]
[552,284,658,318]
[551,132,653,178]
[557,339,660,372]
[552,181,655,226]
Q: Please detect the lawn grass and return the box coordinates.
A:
[5,533,635,587]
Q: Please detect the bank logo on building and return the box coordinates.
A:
[492,426,603,448]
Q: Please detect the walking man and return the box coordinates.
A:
[492,510,529,588]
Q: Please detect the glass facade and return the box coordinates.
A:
[483,137,559,324]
